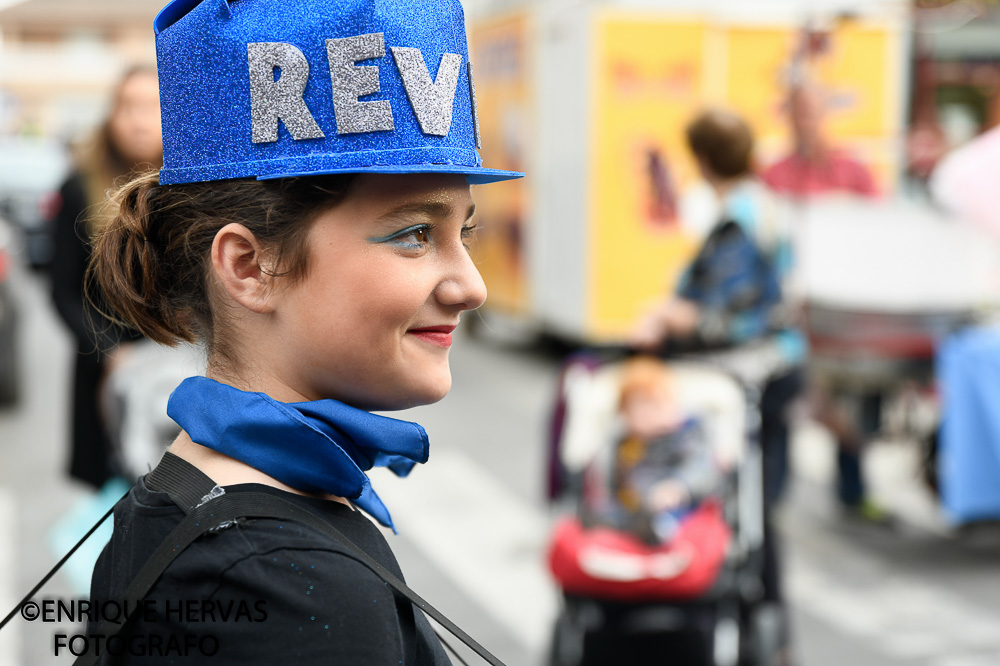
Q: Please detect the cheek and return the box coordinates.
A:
[109,118,127,144]
[307,257,426,339]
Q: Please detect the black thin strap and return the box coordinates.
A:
[435,627,472,666]
[0,454,199,634]
[0,495,126,633]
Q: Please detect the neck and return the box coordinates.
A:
[205,357,312,404]
[795,135,827,160]
[166,431,354,508]
[708,174,742,200]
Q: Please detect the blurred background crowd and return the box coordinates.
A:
[2,0,1000,665]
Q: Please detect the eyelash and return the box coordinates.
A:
[380,223,479,252]
[461,224,479,250]
[389,224,433,249]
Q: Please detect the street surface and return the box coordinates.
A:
[1,263,1000,665]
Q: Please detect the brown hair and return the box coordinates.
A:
[685,109,754,179]
[78,65,163,235]
[87,173,357,360]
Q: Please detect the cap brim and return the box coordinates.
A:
[258,163,524,185]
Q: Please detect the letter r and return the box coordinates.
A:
[247,42,325,144]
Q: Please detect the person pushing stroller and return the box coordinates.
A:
[631,108,804,665]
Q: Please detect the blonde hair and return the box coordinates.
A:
[618,356,673,409]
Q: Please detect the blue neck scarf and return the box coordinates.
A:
[166,376,429,532]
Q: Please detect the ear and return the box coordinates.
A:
[211,223,276,314]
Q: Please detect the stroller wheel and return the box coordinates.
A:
[744,601,788,666]
[548,609,584,666]
[713,604,740,666]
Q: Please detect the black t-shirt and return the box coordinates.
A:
[89,475,452,664]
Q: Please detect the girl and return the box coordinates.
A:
[86,0,521,663]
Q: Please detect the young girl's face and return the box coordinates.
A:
[269,173,486,410]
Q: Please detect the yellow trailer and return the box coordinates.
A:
[468,1,909,342]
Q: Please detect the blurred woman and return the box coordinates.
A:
[50,65,162,487]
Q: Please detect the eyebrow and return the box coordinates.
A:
[375,201,477,224]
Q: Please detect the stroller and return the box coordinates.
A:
[100,339,205,479]
[545,352,783,666]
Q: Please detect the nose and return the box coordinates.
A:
[435,245,487,312]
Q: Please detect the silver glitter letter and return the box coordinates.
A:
[391,47,462,137]
[468,62,482,149]
[247,42,325,144]
[325,33,395,135]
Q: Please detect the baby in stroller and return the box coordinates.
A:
[582,356,725,546]
[547,354,774,666]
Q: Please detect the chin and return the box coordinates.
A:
[400,375,453,410]
[411,380,452,408]
[424,381,452,405]
[364,375,451,412]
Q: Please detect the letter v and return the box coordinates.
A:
[391,47,462,137]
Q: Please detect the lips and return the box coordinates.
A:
[407,324,457,348]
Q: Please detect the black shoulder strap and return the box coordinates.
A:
[74,454,506,666]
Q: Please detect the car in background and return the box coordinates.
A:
[0,218,18,404]
[0,136,70,270]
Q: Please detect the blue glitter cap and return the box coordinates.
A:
[153,0,523,185]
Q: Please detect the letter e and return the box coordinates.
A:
[326,33,395,135]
